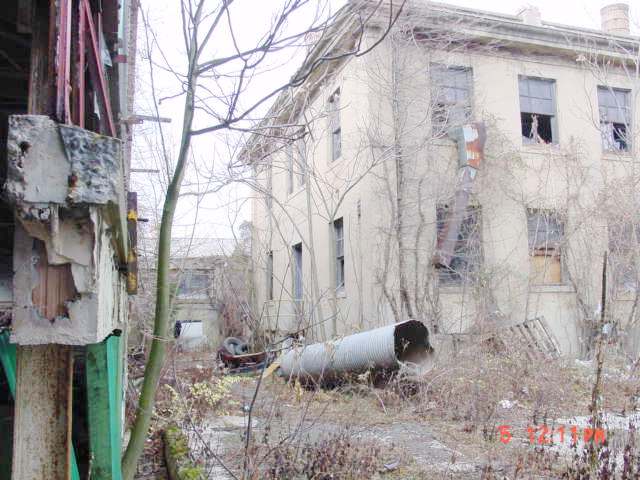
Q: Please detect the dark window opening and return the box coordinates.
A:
[613,123,628,151]
[292,243,303,301]
[266,251,274,301]
[521,113,553,144]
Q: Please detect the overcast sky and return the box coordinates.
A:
[132,0,634,245]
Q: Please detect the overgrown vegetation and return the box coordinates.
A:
[252,430,384,480]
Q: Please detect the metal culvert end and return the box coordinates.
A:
[394,320,433,364]
[278,320,432,383]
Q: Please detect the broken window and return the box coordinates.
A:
[598,86,631,151]
[266,251,274,300]
[328,89,341,161]
[527,209,564,284]
[608,221,640,291]
[519,76,557,144]
[435,204,482,284]
[334,218,345,291]
[430,64,472,136]
[178,271,210,298]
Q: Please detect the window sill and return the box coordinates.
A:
[528,284,574,293]
[520,143,561,154]
[438,284,474,294]
[602,151,633,162]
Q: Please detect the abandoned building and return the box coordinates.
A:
[131,235,251,352]
[246,1,640,357]
[0,0,138,478]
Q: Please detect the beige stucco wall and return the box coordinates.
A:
[251,29,640,356]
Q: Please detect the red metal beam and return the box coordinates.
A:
[55,0,72,124]
[81,0,116,137]
[76,0,86,127]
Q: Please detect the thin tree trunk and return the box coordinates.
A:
[121,11,199,477]
[391,37,414,321]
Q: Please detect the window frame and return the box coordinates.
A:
[266,251,274,301]
[430,64,473,136]
[292,242,303,301]
[286,142,294,195]
[328,88,342,161]
[296,136,307,187]
[435,204,482,285]
[518,75,558,145]
[177,270,210,298]
[333,217,345,292]
[526,208,565,285]
[597,85,632,153]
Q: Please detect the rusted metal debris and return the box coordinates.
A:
[278,320,432,384]
[433,122,486,269]
[218,337,269,373]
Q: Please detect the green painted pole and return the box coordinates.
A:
[0,332,80,480]
[86,335,123,480]
[0,333,16,397]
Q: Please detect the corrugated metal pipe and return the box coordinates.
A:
[278,320,432,383]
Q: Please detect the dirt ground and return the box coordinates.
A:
[131,344,640,479]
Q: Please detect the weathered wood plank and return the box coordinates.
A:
[86,335,122,480]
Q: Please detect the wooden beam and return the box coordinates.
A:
[86,335,123,480]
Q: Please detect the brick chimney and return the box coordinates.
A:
[601,3,630,35]
[517,6,542,27]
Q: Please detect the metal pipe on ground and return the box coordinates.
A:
[278,320,432,383]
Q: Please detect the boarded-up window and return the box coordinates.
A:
[608,221,639,290]
[527,209,564,284]
[436,204,482,284]
[328,89,341,161]
[598,86,631,151]
[519,76,557,144]
[431,64,472,135]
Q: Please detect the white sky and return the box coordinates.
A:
[131,0,634,244]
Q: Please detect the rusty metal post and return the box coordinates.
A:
[433,122,486,268]
[55,0,72,124]
[127,191,138,294]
